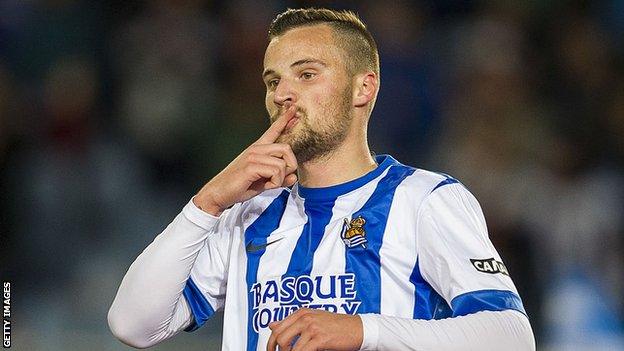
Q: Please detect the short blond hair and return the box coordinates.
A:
[268,8,380,77]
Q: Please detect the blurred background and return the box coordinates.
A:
[1,0,623,350]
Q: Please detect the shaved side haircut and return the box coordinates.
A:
[268,8,380,78]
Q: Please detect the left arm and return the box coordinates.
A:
[360,309,534,351]
[266,307,534,351]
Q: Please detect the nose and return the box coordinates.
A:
[273,79,297,107]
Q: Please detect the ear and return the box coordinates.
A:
[353,72,378,108]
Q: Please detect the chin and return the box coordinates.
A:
[276,127,301,145]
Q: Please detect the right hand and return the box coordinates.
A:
[193,105,299,216]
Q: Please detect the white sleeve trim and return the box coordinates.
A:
[360,314,380,350]
[360,310,535,351]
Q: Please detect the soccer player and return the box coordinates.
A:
[108,8,535,351]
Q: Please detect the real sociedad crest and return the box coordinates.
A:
[341,216,368,248]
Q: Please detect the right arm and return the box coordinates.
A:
[108,105,299,348]
[107,200,222,348]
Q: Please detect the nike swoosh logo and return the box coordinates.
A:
[246,237,284,253]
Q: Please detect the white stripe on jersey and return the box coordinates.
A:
[378,169,446,317]
[218,189,286,351]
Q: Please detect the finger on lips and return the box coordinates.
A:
[256,105,297,145]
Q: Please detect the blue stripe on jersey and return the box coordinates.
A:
[346,165,416,314]
[430,177,459,193]
[409,258,452,319]
[451,289,526,317]
[182,277,216,331]
[283,198,336,278]
[244,190,290,351]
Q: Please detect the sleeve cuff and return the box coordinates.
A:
[450,289,526,317]
[359,313,380,350]
[182,196,222,230]
[182,277,216,332]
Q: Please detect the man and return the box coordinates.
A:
[108,8,535,351]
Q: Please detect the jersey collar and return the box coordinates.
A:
[295,154,397,201]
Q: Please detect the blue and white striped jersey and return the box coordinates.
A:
[182,155,525,350]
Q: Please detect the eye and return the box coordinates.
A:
[301,72,316,80]
[267,79,279,89]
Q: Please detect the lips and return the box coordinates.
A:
[285,116,299,132]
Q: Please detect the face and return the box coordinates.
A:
[263,24,354,163]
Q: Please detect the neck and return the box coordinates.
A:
[297,131,377,188]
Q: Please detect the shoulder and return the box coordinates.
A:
[397,166,454,194]
[389,160,461,210]
[237,188,291,221]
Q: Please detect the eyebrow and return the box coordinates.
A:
[262,58,328,79]
[291,58,327,68]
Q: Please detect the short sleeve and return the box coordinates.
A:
[181,200,241,331]
[416,183,526,317]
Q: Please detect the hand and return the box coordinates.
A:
[194,105,299,216]
[266,308,363,351]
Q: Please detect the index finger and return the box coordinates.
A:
[256,105,296,145]
[267,309,307,351]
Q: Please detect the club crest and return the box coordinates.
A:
[341,216,368,249]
